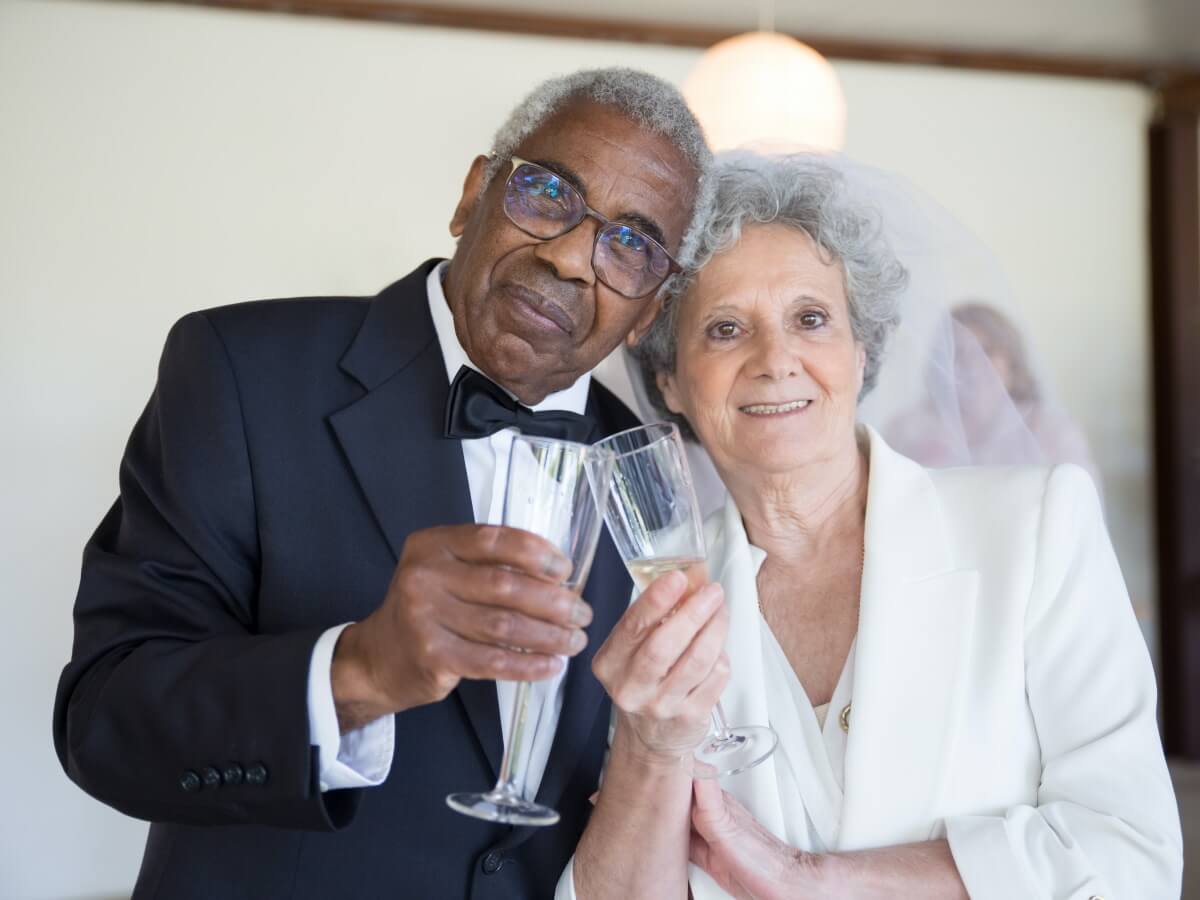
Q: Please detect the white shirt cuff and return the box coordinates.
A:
[307,623,395,791]
[554,855,578,900]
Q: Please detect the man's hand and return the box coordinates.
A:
[592,570,730,762]
[331,524,592,731]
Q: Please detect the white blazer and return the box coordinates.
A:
[704,426,1182,899]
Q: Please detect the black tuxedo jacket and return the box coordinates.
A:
[53,260,639,899]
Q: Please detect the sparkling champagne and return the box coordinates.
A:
[624,555,708,594]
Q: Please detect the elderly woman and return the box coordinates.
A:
[560,154,1181,899]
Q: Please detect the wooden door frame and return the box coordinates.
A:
[1150,78,1200,757]
[162,0,1200,85]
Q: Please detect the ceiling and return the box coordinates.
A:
[406,0,1200,71]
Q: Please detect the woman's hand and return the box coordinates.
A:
[691,779,971,900]
[689,778,821,900]
[592,570,731,761]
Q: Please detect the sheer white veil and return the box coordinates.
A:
[595,151,1099,515]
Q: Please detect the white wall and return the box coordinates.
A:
[0,1,1155,896]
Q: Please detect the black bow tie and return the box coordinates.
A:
[443,366,594,443]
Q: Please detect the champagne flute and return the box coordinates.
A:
[594,422,777,778]
[446,434,613,826]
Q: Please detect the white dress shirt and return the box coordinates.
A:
[306,261,591,793]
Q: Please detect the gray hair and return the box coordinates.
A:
[484,68,715,276]
[634,152,908,436]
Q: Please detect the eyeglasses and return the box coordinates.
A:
[499,156,682,300]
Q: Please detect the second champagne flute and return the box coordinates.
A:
[445,434,613,826]
[594,422,777,778]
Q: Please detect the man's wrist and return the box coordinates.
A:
[330,623,395,732]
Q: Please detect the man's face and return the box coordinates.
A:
[443,100,699,405]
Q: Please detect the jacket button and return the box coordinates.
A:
[179,770,201,793]
[222,763,244,786]
[245,762,269,786]
[201,767,222,789]
[481,851,504,874]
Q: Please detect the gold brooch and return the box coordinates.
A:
[839,703,852,733]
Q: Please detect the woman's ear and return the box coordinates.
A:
[656,369,685,416]
[449,155,491,238]
[855,343,867,394]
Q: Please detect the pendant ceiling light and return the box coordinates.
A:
[683,7,847,154]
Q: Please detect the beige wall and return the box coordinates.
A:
[0,0,1155,895]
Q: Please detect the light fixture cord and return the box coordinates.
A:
[758,0,775,33]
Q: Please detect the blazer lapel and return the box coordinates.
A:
[711,500,791,842]
[328,260,470,556]
[838,428,979,850]
[328,260,503,776]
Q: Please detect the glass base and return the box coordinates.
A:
[693,725,778,779]
[446,789,561,826]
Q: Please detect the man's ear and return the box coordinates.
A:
[625,296,664,348]
[449,155,491,238]
[656,368,684,416]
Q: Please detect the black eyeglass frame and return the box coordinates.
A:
[497,155,683,299]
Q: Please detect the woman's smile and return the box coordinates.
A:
[738,399,813,417]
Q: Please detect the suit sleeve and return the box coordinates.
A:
[945,464,1182,898]
[52,311,359,830]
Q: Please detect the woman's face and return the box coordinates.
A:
[659,224,865,478]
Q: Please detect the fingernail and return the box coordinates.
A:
[569,630,588,653]
[666,569,688,591]
[570,600,593,627]
[545,555,572,581]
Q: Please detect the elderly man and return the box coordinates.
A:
[54,68,711,900]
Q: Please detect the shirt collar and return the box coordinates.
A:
[426,261,591,415]
[720,492,769,577]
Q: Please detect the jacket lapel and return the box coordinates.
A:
[710,501,791,843]
[838,428,979,849]
[328,260,504,776]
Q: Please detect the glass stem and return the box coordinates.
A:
[710,701,734,741]
[494,680,532,798]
